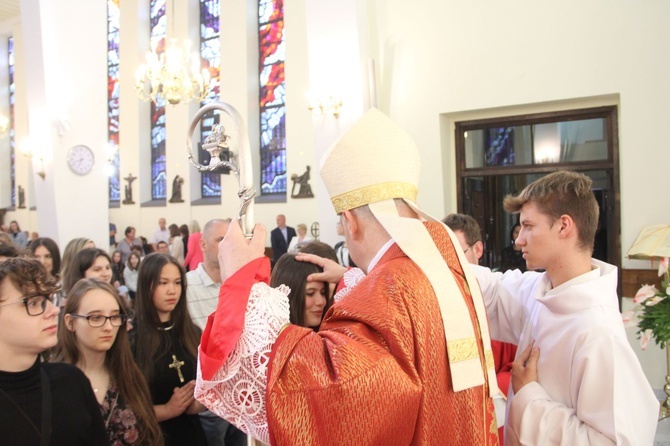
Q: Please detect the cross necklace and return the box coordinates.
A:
[168,354,185,383]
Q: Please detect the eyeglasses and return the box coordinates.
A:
[0,295,55,316]
[70,314,127,328]
[463,246,472,254]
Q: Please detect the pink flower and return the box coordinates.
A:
[634,284,659,304]
[645,295,666,306]
[124,428,139,443]
[640,329,653,350]
[120,409,136,428]
[621,310,640,328]
[659,257,669,277]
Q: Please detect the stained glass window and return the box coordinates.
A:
[107,0,120,202]
[8,37,14,207]
[199,0,222,198]
[150,0,167,200]
[258,0,286,196]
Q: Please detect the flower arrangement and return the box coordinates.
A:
[627,257,670,349]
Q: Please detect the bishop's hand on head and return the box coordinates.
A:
[295,252,348,285]
[218,218,267,283]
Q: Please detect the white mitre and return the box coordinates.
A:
[320,108,497,395]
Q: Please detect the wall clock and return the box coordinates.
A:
[67,145,95,175]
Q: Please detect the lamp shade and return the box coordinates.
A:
[627,225,670,259]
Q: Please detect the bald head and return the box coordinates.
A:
[201,219,232,274]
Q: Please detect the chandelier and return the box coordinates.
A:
[135,38,214,106]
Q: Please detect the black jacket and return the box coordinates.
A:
[271,226,296,264]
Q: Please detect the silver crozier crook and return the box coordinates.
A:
[186,102,255,237]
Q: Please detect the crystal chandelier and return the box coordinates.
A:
[135,37,213,105]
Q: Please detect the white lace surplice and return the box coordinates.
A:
[195,283,290,444]
[195,268,366,444]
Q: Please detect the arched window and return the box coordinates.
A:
[150,0,167,200]
[107,0,120,203]
[199,0,221,198]
[258,0,286,197]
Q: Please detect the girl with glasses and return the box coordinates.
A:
[0,258,107,445]
[54,279,162,445]
[132,253,206,446]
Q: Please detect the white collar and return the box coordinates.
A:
[367,238,395,273]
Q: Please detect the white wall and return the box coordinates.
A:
[364,0,670,272]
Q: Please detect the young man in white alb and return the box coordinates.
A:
[473,170,658,445]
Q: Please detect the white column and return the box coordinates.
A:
[19,0,108,248]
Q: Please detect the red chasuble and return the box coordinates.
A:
[265,222,498,445]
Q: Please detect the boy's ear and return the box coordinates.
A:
[558,214,575,238]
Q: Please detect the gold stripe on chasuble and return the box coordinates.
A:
[446,337,479,363]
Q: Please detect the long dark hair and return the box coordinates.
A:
[270,253,331,329]
[133,253,200,381]
[54,279,163,445]
[61,248,111,294]
[28,237,62,277]
[126,252,141,272]
[60,237,94,280]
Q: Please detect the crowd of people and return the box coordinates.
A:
[0,215,346,446]
[0,218,250,446]
[0,109,661,445]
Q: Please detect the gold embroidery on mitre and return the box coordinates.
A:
[485,349,495,370]
[447,337,479,363]
[331,182,418,213]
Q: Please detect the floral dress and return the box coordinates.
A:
[100,383,141,445]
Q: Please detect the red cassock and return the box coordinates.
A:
[200,222,499,445]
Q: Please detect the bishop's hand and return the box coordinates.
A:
[295,253,347,284]
[219,218,266,283]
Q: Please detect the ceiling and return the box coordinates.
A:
[0,0,19,24]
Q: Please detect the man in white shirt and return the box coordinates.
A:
[186,218,246,446]
[473,170,658,445]
[151,217,170,251]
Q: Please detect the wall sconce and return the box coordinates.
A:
[307,94,343,118]
[20,144,46,180]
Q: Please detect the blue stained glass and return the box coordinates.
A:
[108,0,120,202]
[8,37,14,206]
[260,108,286,194]
[258,0,286,196]
[150,0,166,200]
[200,0,222,198]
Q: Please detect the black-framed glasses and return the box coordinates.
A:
[463,245,472,254]
[0,295,55,316]
[70,314,127,328]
